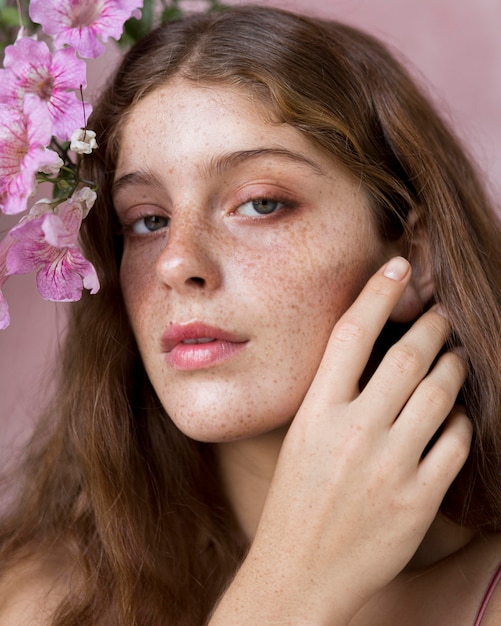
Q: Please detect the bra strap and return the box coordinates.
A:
[473,563,501,626]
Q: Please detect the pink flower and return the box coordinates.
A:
[0,290,9,330]
[29,0,144,58]
[0,232,14,329]
[0,99,60,215]
[5,190,100,302]
[0,37,92,141]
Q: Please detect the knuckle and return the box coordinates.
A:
[331,318,365,345]
[421,379,453,409]
[423,311,450,338]
[367,275,397,301]
[444,351,468,382]
[387,344,423,377]
[447,430,472,465]
[450,413,473,452]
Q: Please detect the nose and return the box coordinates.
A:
[155,212,223,293]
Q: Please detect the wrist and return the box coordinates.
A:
[208,544,355,626]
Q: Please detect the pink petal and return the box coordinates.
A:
[29,0,71,37]
[4,205,100,302]
[5,216,48,275]
[51,47,88,90]
[0,289,10,329]
[3,38,52,74]
[22,95,54,147]
[1,39,91,142]
[51,94,92,142]
[0,227,14,274]
[36,247,99,301]
[83,262,100,294]
[42,208,81,248]
[0,68,20,105]
[57,26,106,59]
[30,0,143,59]
[0,99,59,215]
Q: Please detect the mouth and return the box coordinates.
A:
[181,337,216,345]
[161,322,248,370]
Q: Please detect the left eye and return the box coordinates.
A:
[236,198,284,216]
[131,214,170,235]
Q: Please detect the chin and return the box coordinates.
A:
[166,404,293,444]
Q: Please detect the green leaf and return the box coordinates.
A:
[52,184,71,200]
[118,0,155,47]
[0,6,21,27]
[208,0,228,13]
[161,5,184,23]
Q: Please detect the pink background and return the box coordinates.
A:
[1,0,500,463]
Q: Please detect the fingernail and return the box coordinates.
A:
[431,303,446,317]
[383,257,409,281]
[452,345,467,360]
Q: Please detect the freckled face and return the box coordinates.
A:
[114,79,391,442]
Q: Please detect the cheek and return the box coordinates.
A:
[252,225,379,327]
[119,249,157,339]
[239,234,379,375]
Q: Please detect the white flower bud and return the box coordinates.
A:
[70,187,97,218]
[29,198,56,217]
[39,154,64,176]
[70,128,98,155]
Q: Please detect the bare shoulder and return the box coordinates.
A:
[439,531,501,626]
[471,533,501,626]
[350,530,501,626]
[0,549,73,625]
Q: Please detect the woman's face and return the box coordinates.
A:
[115,78,393,442]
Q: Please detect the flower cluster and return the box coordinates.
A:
[0,0,143,329]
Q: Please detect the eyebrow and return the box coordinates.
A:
[205,148,326,177]
[112,147,326,195]
[112,169,163,196]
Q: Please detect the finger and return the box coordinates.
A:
[311,256,412,403]
[388,350,468,463]
[360,308,452,426]
[417,406,472,496]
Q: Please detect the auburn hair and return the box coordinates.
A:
[1,5,501,624]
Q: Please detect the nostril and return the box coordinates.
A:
[189,276,205,287]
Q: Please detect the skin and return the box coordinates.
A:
[113,78,494,625]
[0,79,492,623]
[114,78,393,443]
[210,264,476,625]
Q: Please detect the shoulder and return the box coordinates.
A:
[350,530,501,626]
[471,533,501,626]
[0,551,72,625]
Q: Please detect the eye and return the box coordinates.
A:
[236,198,284,217]
[130,214,170,235]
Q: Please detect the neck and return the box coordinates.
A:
[215,425,287,541]
[215,427,476,566]
[405,514,476,570]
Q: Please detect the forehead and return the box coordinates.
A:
[116,78,343,180]
[128,76,275,120]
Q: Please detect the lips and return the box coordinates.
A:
[160,322,248,370]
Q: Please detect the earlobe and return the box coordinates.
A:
[388,213,434,323]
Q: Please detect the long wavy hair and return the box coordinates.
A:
[1,5,501,624]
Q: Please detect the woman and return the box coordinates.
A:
[1,5,500,624]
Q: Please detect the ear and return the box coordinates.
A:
[389,213,434,323]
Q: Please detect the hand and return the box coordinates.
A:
[210,257,472,626]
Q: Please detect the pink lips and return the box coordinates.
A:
[161,322,248,370]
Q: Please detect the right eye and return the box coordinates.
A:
[130,214,170,235]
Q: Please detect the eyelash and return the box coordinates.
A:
[118,193,297,237]
[233,195,296,218]
[125,213,170,236]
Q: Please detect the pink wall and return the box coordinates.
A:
[1,0,500,461]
